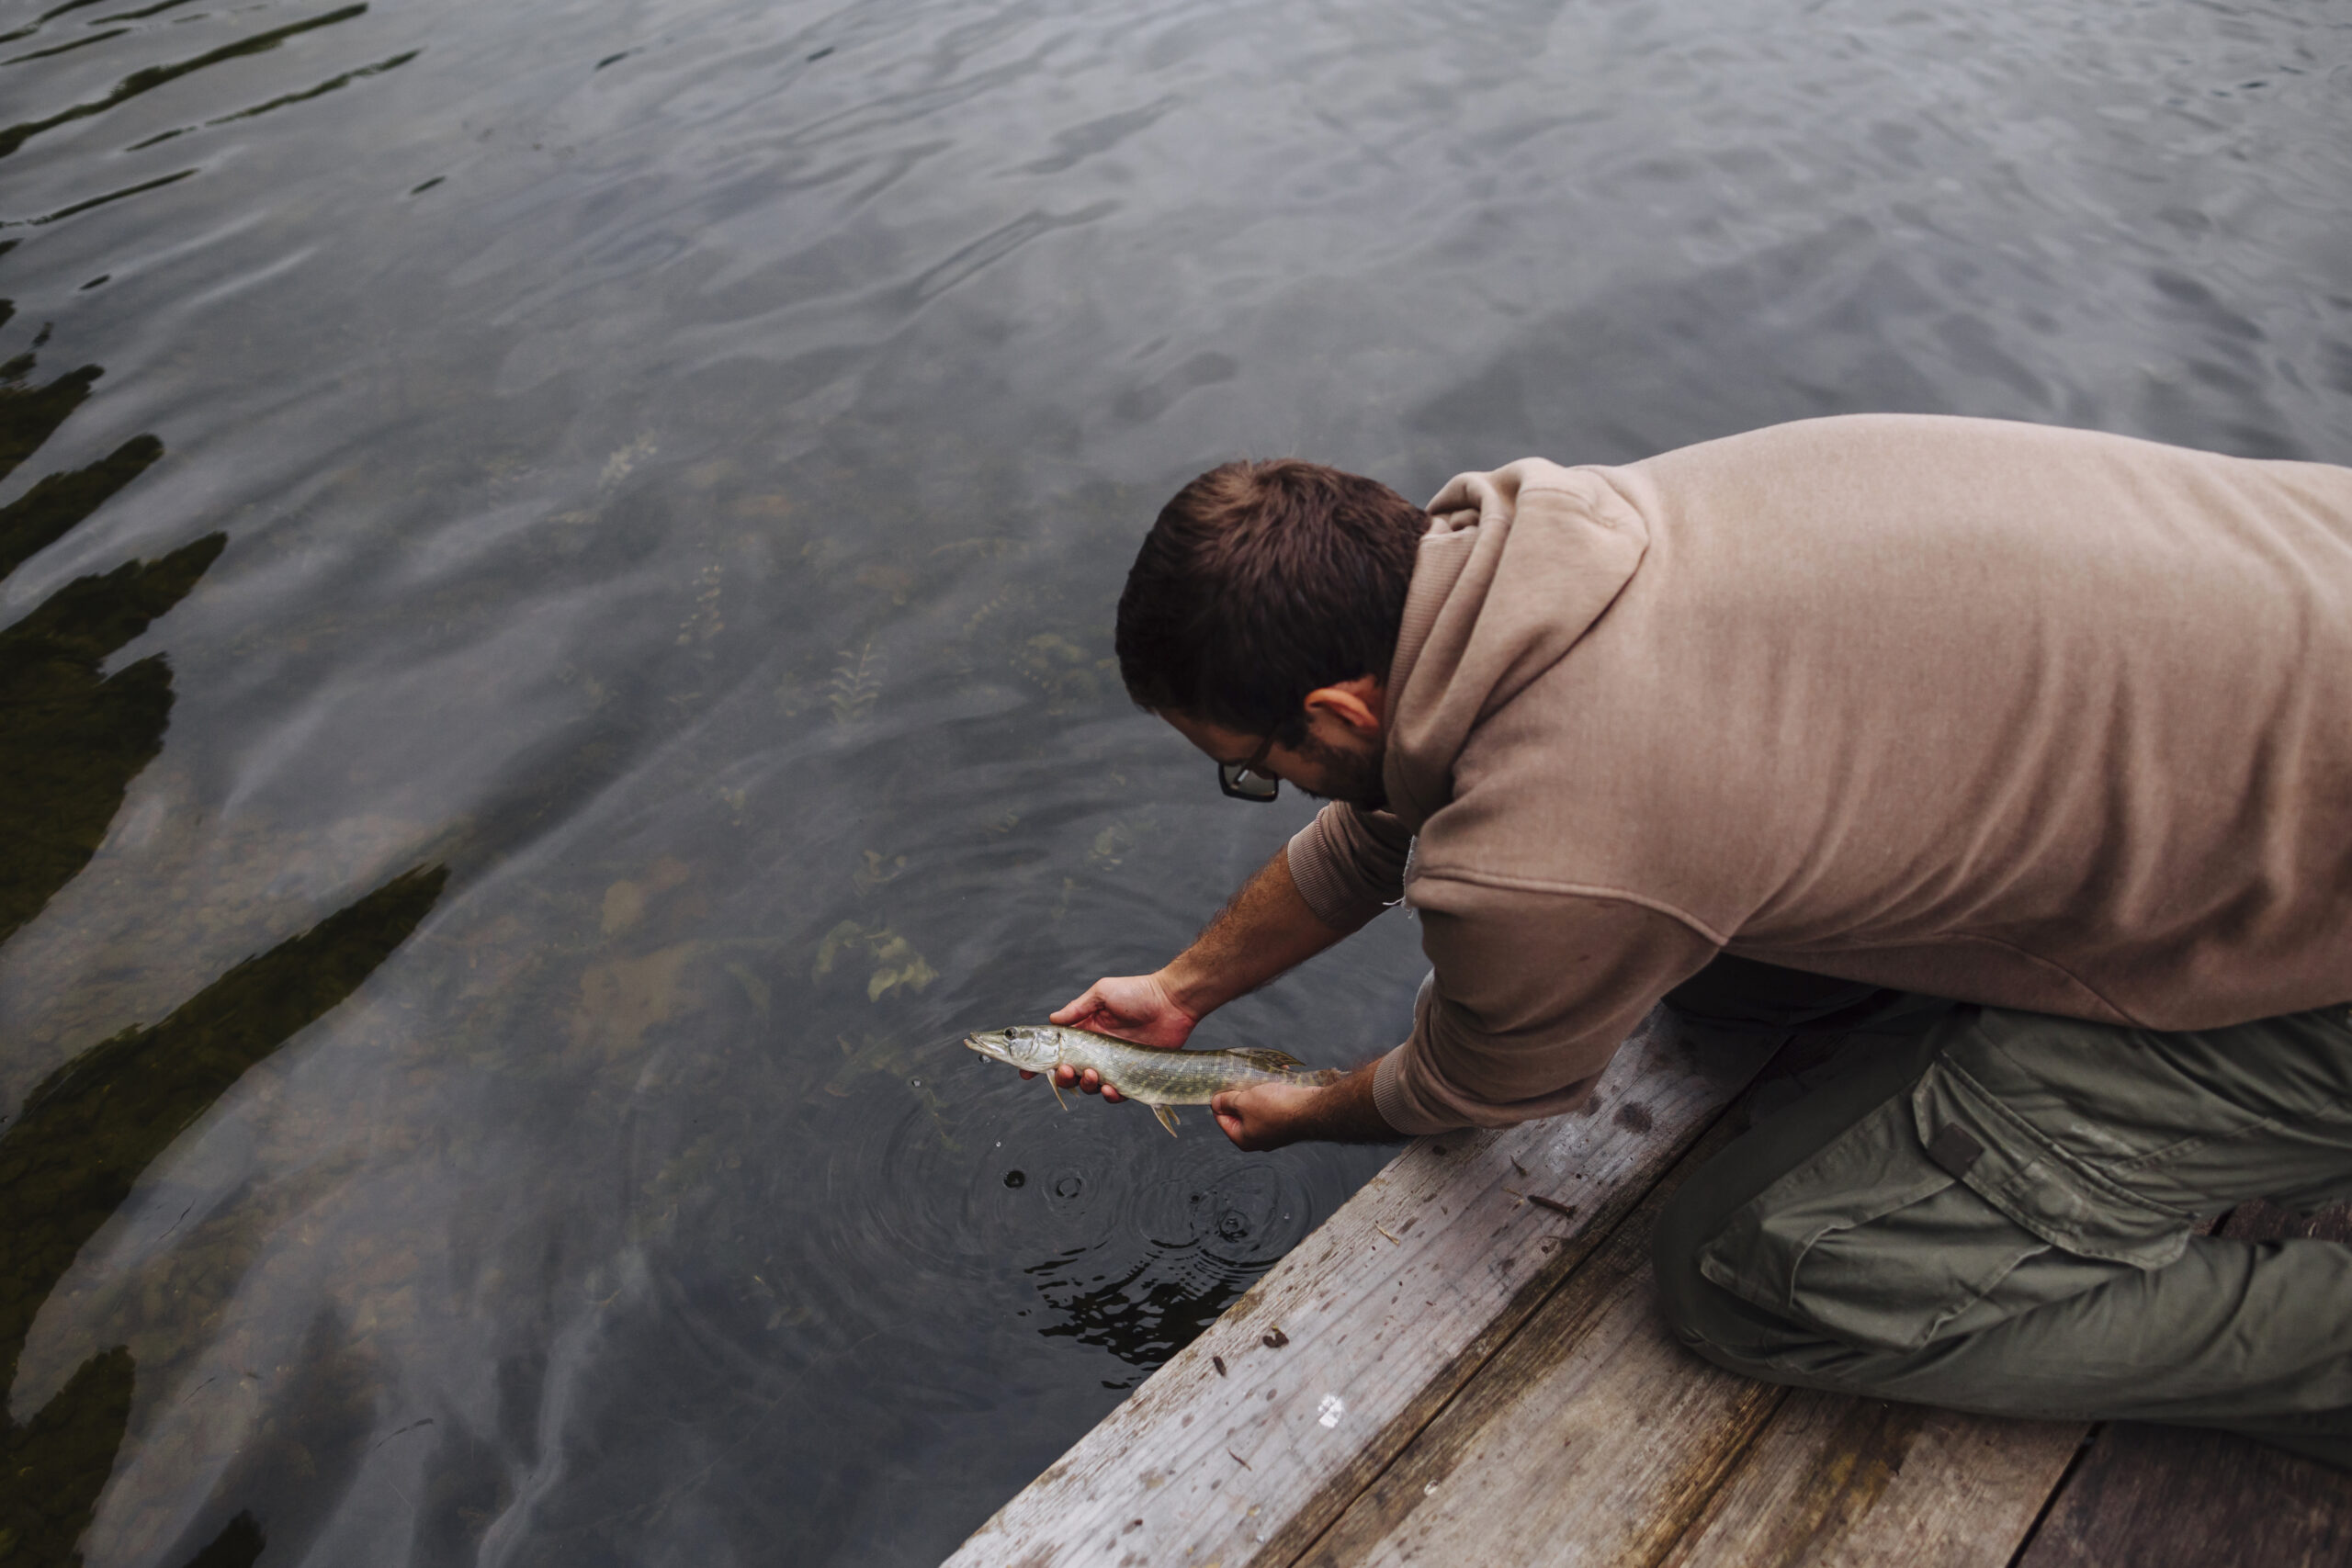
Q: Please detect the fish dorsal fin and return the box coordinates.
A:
[1148,1102,1181,1136]
[1226,1047,1308,1073]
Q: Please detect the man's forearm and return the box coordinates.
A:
[1159,845,1348,1016]
[1290,1061,1395,1143]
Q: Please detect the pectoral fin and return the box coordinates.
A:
[1148,1102,1181,1137]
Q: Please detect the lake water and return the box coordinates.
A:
[2,0,2346,1562]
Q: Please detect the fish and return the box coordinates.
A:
[963,1024,1343,1135]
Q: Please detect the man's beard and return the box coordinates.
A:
[1295,730,1387,812]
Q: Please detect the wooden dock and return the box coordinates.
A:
[944,1012,2352,1568]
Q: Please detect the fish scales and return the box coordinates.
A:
[963,1024,1342,1134]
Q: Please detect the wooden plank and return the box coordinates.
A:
[2010,1201,2352,1568]
[1291,1107,1780,1568]
[1297,1071,2095,1568]
[1659,1393,2086,1568]
[941,1010,1769,1568]
[2012,1421,2352,1568]
[2216,1197,2352,1247]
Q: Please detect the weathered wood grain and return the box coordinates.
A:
[2218,1198,2352,1246]
[941,1010,1770,1568]
[2013,1421,2352,1568]
[1291,1108,1780,1568]
[2009,1201,2352,1568]
[1659,1393,2085,1568]
[1295,1061,2080,1568]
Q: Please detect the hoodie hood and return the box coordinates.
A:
[1380,458,1651,829]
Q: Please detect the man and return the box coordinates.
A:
[1045,413,2352,1466]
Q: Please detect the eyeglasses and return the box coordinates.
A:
[1218,734,1280,803]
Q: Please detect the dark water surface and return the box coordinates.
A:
[2,0,2347,1562]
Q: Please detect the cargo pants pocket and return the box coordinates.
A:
[1695,1053,2198,1354]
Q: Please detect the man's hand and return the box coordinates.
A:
[1031,843,1357,1111]
[1211,1062,1395,1151]
[1051,972,1197,1047]
[1017,972,1198,1104]
[1209,1080,1326,1150]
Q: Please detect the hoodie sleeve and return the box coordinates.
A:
[1286,802,1415,932]
[1370,880,1720,1134]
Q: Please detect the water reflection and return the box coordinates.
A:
[0,431,159,580]
[0,269,445,1566]
[0,327,189,950]
[0,5,371,162]
[0,351,103,485]
[0,865,444,1568]
[0,512,215,944]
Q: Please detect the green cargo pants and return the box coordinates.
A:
[1652,957,2352,1470]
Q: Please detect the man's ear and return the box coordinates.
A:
[1300,675,1385,737]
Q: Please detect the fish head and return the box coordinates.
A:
[963,1024,1060,1071]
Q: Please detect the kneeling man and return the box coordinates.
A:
[1053,413,2352,1468]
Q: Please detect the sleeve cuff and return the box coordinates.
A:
[1286,816,1395,932]
[1373,1043,1464,1136]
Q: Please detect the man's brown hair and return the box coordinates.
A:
[1115,459,1428,740]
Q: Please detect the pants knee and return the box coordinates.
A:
[1651,1177,1746,1355]
[1651,1167,1841,1382]
[1654,1199,1854,1397]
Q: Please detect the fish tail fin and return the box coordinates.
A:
[1148,1102,1180,1136]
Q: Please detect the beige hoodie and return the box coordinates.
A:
[1283,415,2352,1134]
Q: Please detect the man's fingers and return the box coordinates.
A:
[1020,1069,1036,1080]
[1043,1065,1127,1102]
[1035,1064,1128,1104]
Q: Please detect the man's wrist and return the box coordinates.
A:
[1154,959,1222,1021]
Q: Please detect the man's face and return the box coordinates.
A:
[1162,703,1388,811]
